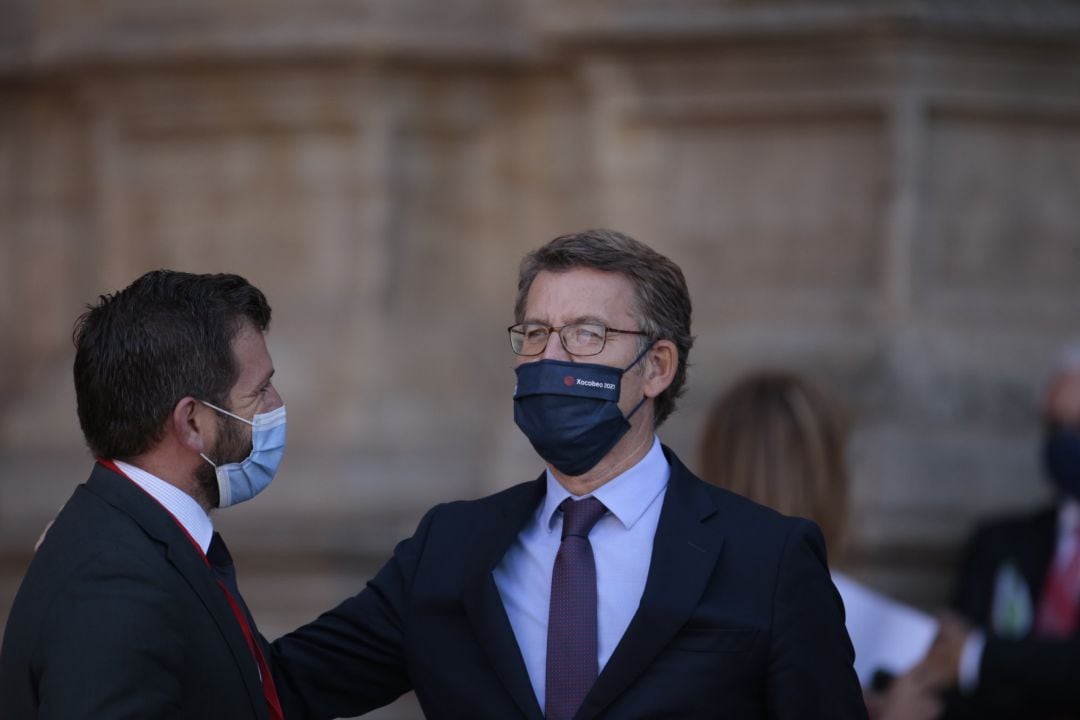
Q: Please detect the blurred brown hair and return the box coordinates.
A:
[698,370,849,552]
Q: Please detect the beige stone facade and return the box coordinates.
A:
[2,2,1080,716]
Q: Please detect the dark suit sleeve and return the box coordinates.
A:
[942,514,1080,716]
[979,635,1080,709]
[271,505,439,720]
[950,525,999,626]
[35,549,186,719]
[766,519,868,720]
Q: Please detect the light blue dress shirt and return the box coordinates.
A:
[115,459,214,553]
[492,436,669,712]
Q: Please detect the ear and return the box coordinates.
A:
[170,396,213,454]
[642,339,678,399]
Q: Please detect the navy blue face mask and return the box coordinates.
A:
[513,344,651,477]
[1045,426,1080,500]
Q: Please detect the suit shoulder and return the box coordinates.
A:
[21,483,175,613]
[396,478,543,544]
[42,484,156,553]
[673,472,825,568]
[700,478,780,515]
[695,475,810,534]
[430,478,542,516]
[665,444,813,534]
[26,506,166,591]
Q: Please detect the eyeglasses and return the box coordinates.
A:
[507,322,649,357]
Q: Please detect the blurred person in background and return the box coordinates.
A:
[271,229,867,719]
[699,369,943,720]
[921,346,1080,719]
[0,271,286,719]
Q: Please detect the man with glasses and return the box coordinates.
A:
[272,229,867,719]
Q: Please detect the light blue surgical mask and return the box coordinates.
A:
[199,401,286,508]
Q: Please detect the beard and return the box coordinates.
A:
[195,411,253,509]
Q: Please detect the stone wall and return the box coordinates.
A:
[2,2,1080,717]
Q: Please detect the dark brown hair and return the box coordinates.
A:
[73,270,271,460]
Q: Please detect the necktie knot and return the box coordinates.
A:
[204,531,284,720]
[207,531,233,568]
[559,496,607,540]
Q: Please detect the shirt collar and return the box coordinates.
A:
[1059,498,1080,538]
[114,459,215,553]
[541,436,669,533]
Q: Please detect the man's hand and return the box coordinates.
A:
[919,611,973,690]
[869,665,945,720]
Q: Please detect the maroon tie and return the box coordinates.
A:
[208,533,284,720]
[546,496,608,720]
[1036,528,1080,637]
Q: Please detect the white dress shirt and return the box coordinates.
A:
[492,436,669,712]
[115,459,214,553]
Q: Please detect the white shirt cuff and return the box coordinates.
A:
[957,629,986,694]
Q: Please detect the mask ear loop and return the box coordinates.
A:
[201,400,254,426]
[621,340,655,374]
[621,340,656,421]
[198,401,239,469]
[625,394,649,421]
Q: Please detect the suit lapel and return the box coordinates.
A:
[576,450,722,720]
[1015,508,1058,631]
[86,463,267,719]
[1023,509,1058,597]
[462,477,547,720]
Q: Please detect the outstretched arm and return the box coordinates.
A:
[271,506,440,720]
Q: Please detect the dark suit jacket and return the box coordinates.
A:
[949,506,1080,719]
[0,463,272,719]
[272,447,866,719]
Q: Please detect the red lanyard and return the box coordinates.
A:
[99,459,284,720]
